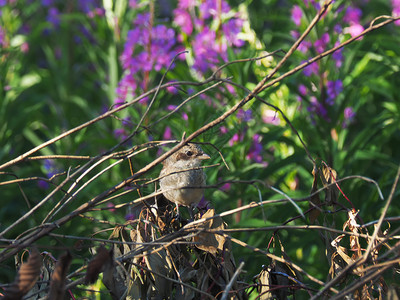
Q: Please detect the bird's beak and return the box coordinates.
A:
[197,153,210,160]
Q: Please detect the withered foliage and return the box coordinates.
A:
[47,251,72,300]
[1,248,42,300]
[100,204,246,299]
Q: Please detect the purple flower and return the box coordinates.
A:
[115,73,137,105]
[0,26,6,48]
[343,6,362,24]
[129,0,138,8]
[246,134,266,165]
[43,159,58,178]
[115,13,177,105]
[178,0,196,9]
[304,0,321,10]
[303,61,319,76]
[229,133,240,146]
[298,84,308,96]
[78,0,103,14]
[173,0,244,75]
[199,0,230,20]
[393,0,400,25]
[343,5,364,38]
[343,107,355,128]
[334,24,342,34]
[344,107,355,120]
[291,5,302,26]
[163,126,173,140]
[38,180,49,190]
[114,128,128,141]
[308,96,329,122]
[225,84,236,95]
[87,8,105,18]
[229,132,245,146]
[107,203,116,212]
[174,8,193,35]
[121,116,132,127]
[219,181,231,192]
[326,80,343,105]
[192,28,222,73]
[38,159,61,189]
[166,82,179,94]
[222,17,245,47]
[262,109,280,125]
[42,0,53,6]
[314,33,330,53]
[237,109,253,122]
[20,42,29,53]
[344,23,364,38]
[291,30,311,53]
[332,41,343,68]
[167,105,178,111]
[220,126,228,134]
[125,213,135,221]
[47,7,60,29]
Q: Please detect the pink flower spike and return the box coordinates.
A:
[291,5,302,26]
[344,23,364,39]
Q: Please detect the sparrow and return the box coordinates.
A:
[159,143,210,217]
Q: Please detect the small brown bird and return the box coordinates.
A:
[159,143,210,217]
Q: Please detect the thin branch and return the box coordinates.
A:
[363,164,400,259]
[221,261,245,300]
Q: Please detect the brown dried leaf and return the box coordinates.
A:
[354,283,372,300]
[329,252,345,281]
[126,264,147,299]
[47,251,72,300]
[102,225,137,299]
[3,248,42,300]
[257,261,295,300]
[309,165,321,223]
[85,245,113,284]
[102,251,128,300]
[125,220,173,299]
[138,219,173,298]
[321,165,339,205]
[344,210,362,261]
[26,253,55,299]
[257,267,273,300]
[369,223,386,263]
[330,234,352,281]
[190,209,226,255]
[144,248,173,298]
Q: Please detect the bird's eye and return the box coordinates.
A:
[186,150,193,157]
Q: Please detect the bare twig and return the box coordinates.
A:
[221,261,245,300]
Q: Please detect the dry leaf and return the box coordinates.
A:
[3,248,42,300]
[47,251,72,300]
[190,209,226,255]
[344,210,362,262]
[257,267,273,300]
[257,261,295,300]
[321,165,339,205]
[85,245,113,284]
[102,251,129,300]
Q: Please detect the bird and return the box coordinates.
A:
[159,143,210,218]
